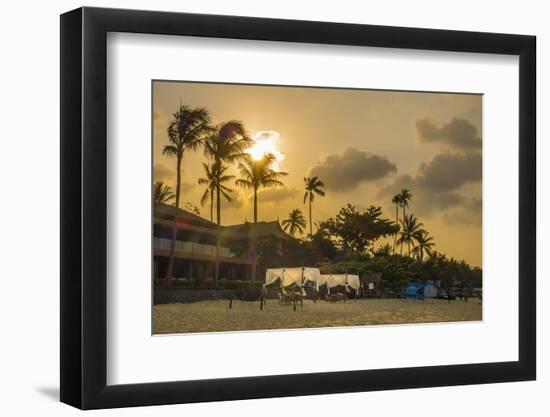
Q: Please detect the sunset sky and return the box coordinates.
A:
[153,81,482,267]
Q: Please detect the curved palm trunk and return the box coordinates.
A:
[165,155,182,286]
[400,205,406,255]
[254,188,258,223]
[210,188,214,222]
[251,188,258,283]
[214,184,221,286]
[308,197,313,237]
[392,203,398,254]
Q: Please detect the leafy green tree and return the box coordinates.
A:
[256,236,283,271]
[373,243,393,257]
[162,105,212,284]
[153,181,174,204]
[308,229,339,263]
[318,204,399,254]
[182,202,201,216]
[325,247,481,292]
[282,209,307,237]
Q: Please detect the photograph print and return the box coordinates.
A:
[152,81,482,335]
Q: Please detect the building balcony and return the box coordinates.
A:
[154,237,235,258]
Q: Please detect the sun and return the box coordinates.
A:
[245,131,285,168]
[247,140,272,161]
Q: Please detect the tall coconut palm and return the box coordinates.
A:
[198,162,235,222]
[236,153,287,282]
[391,193,402,254]
[282,209,307,237]
[412,230,435,262]
[162,105,212,285]
[397,189,413,254]
[397,214,424,257]
[154,181,175,204]
[203,121,251,284]
[303,176,326,237]
[399,189,413,219]
[203,121,251,165]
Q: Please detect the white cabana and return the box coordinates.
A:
[318,274,362,294]
[264,268,285,287]
[326,274,349,292]
[300,267,321,288]
[264,267,321,292]
[314,274,329,289]
[346,274,361,292]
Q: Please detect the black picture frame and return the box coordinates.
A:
[60,6,536,410]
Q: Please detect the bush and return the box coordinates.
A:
[155,278,263,291]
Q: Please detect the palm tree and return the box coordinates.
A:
[282,209,307,237]
[374,243,393,257]
[397,189,413,254]
[154,181,174,204]
[203,121,251,284]
[391,194,402,254]
[198,162,234,222]
[236,153,287,222]
[236,153,287,282]
[203,121,251,165]
[397,214,424,257]
[198,163,216,222]
[412,230,435,262]
[303,176,326,237]
[399,189,413,219]
[162,105,212,285]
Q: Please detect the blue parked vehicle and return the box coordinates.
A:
[403,280,438,300]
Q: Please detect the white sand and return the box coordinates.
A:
[153,298,482,334]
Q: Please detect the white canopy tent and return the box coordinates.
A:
[325,274,348,291]
[264,268,321,294]
[264,269,361,297]
[314,274,328,289]
[346,274,361,292]
[317,273,362,295]
[264,268,285,287]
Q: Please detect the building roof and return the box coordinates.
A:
[222,221,291,240]
[155,202,292,240]
[155,202,217,229]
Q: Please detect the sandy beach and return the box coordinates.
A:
[153,298,482,334]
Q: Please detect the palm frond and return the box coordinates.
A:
[235,179,253,189]
[153,181,175,204]
[220,188,233,202]
[162,145,178,157]
[261,179,285,188]
[200,188,210,206]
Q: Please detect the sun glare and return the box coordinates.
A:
[245,131,285,168]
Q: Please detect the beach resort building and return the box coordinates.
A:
[153,202,292,281]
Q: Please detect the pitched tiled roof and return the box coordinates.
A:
[222,221,291,240]
[155,202,216,228]
[155,203,292,240]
